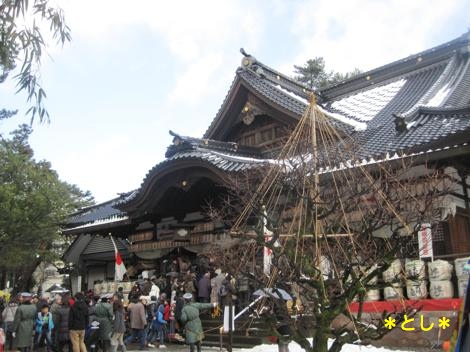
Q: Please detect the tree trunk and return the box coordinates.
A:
[313,330,329,352]
[0,269,7,288]
[278,340,290,352]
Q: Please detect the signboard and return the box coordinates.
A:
[418,223,433,259]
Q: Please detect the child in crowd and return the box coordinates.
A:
[34,305,54,352]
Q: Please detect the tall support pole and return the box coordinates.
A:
[228,297,233,352]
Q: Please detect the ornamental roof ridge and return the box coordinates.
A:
[166,130,261,158]
[319,31,470,99]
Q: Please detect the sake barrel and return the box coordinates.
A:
[383,260,403,283]
[122,282,132,293]
[455,257,470,279]
[458,279,469,297]
[365,289,380,301]
[122,293,129,307]
[107,282,117,293]
[429,280,454,299]
[406,280,428,299]
[384,284,404,300]
[428,260,453,281]
[100,281,107,293]
[361,265,378,284]
[405,260,426,280]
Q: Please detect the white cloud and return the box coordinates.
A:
[282,0,468,74]
[169,53,224,104]
[16,0,466,203]
[57,0,265,104]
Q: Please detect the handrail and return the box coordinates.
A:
[219,296,264,351]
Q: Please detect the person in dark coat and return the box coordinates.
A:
[2,296,19,351]
[13,292,37,352]
[237,274,250,310]
[146,296,158,346]
[219,275,235,308]
[95,296,113,352]
[50,294,62,351]
[68,292,89,352]
[110,299,126,352]
[129,284,141,302]
[55,300,72,352]
[151,297,167,348]
[142,279,152,296]
[115,287,124,301]
[196,273,211,303]
[180,293,215,352]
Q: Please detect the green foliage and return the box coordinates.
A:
[0,109,18,121]
[0,125,93,273]
[294,57,361,89]
[0,0,71,122]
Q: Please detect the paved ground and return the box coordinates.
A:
[126,347,230,352]
[126,343,226,352]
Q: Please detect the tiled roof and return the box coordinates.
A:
[236,68,356,134]
[65,193,131,231]
[212,33,470,158]
[319,31,470,99]
[159,133,269,176]
[64,33,470,230]
[166,131,261,158]
[65,134,269,227]
[121,133,270,207]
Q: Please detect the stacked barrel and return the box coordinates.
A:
[382,259,404,300]
[93,280,132,296]
[428,260,454,299]
[405,259,428,299]
[362,264,380,301]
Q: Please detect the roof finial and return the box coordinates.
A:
[240,48,250,57]
[169,130,180,138]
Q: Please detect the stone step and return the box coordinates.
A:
[203,332,266,349]
[201,315,271,349]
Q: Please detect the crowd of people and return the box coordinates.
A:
[126,267,252,312]
[0,268,248,352]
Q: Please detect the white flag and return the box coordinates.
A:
[110,236,127,281]
[263,210,273,276]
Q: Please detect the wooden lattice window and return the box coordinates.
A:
[447,208,470,255]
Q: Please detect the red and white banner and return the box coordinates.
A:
[418,223,433,259]
[110,236,127,281]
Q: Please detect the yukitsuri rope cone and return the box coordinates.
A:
[209,95,450,352]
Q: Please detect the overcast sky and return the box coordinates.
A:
[1,0,469,203]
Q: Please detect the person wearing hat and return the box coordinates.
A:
[180,293,216,352]
[13,292,37,352]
